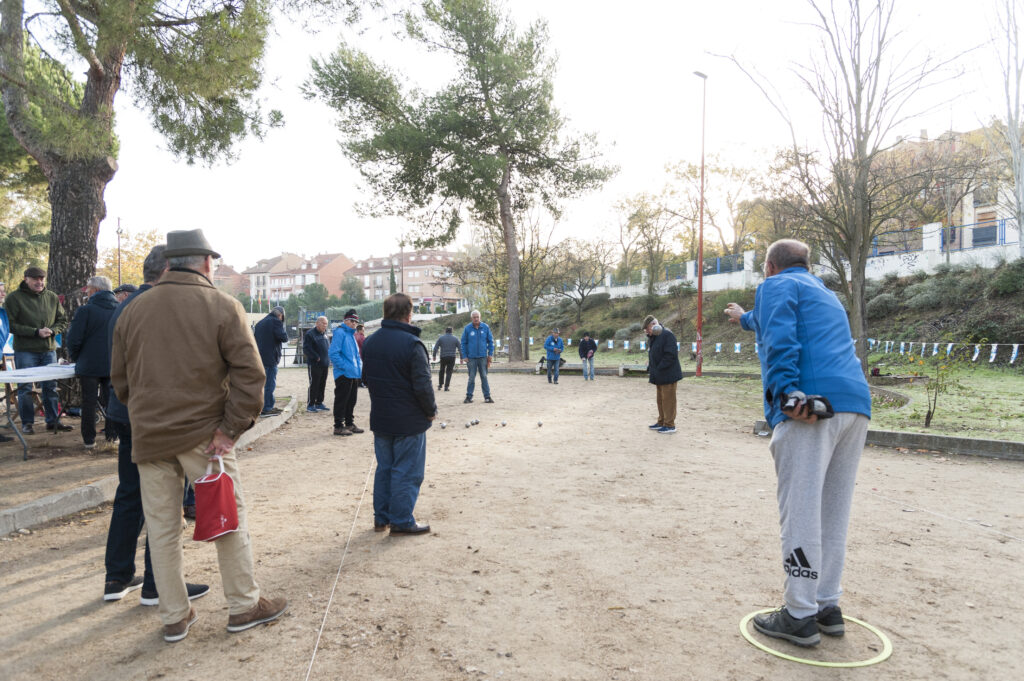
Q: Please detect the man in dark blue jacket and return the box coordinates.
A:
[362,293,437,536]
[725,239,871,648]
[66,276,119,448]
[254,306,288,416]
[643,315,683,434]
[303,316,331,412]
[577,331,598,381]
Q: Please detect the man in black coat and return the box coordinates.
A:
[577,331,598,381]
[66,276,119,447]
[643,315,683,434]
[303,316,331,412]
[254,306,288,416]
[362,293,437,536]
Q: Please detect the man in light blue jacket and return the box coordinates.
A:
[330,309,364,436]
[460,309,494,404]
[725,239,871,649]
[543,328,564,384]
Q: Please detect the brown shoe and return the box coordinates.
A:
[226,595,288,633]
[347,424,365,434]
[333,426,352,436]
[163,606,198,643]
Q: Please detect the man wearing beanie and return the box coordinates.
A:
[329,309,364,436]
[644,314,682,434]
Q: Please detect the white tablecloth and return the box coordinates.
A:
[0,363,77,384]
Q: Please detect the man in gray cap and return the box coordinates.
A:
[4,266,71,433]
[112,229,286,643]
[253,305,288,417]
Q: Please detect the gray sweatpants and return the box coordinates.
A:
[768,412,869,619]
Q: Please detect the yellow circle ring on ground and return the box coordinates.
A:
[739,609,893,668]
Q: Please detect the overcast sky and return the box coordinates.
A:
[98,0,1003,270]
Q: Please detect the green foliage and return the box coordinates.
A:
[581,292,610,311]
[339,276,367,305]
[904,281,942,310]
[302,283,330,311]
[668,281,697,298]
[597,327,617,341]
[867,292,899,319]
[614,322,643,340]
[986,259,1024,297]
[303,0,615,245]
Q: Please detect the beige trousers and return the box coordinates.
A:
[655,382,677,428]
[137,444,260,625]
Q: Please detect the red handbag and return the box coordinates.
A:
[192,455,239,542]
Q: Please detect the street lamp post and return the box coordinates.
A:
[116,218,123,287]
[694,71,707,377]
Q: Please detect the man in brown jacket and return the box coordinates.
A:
[111,229,286,643]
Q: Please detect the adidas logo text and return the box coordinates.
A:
[783,547,818,580]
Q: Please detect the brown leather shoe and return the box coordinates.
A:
[347,424,365,434]
[333,426,352,436]
[374,522,388,532]
[163,606,198,643]
[226,595,288,633]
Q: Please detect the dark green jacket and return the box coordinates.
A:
[3,281,68,353]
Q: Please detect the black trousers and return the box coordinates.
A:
[308,365,328,406]
[333,377,359,428]
[104,421,155,591]
[438,356,456,389]
[79,375,110,444]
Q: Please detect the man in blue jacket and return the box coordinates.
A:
[65,276,119,448]
[460,309,494,404]
[643,315,683,434]
[543,327,564,384]
[253,306,288,416]
[725,239,871,648]
[362,293,436,535]
[329,309,364,436]
[303,316,330,412]
[577,331,598,381]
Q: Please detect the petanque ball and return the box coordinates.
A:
[538,421,543,427]
[441,422,447,429]
[465,422,471,428]
[501,420,507,427]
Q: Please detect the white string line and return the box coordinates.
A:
[865,490,1024,544]
[303,453,375,681]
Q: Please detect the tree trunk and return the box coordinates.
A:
[498,167,522,362]
[848,250,869,375]
[47,157,117,305]
[521,307,531,361]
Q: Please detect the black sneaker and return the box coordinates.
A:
[484,397,495,404]
[752,606,821,647]
[816,605,845,636]
[141,582,211,607]
[21,423,34,435]
[463,397,473,404]
[103,576,144,601]
[47,421,73,432]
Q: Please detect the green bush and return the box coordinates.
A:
[582,292,611,311]
[597,327,617,341]
[904,281,943,310]
[987,259,1024,297]
[613,322,643,340]
[866,292,899,319]
[668,281,696,298]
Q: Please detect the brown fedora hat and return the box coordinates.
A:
[163,229,221,259]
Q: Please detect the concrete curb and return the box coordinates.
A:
[751,420,1024,461]
[0,398,298,535]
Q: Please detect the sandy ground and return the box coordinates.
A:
[1,368,1023,681]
